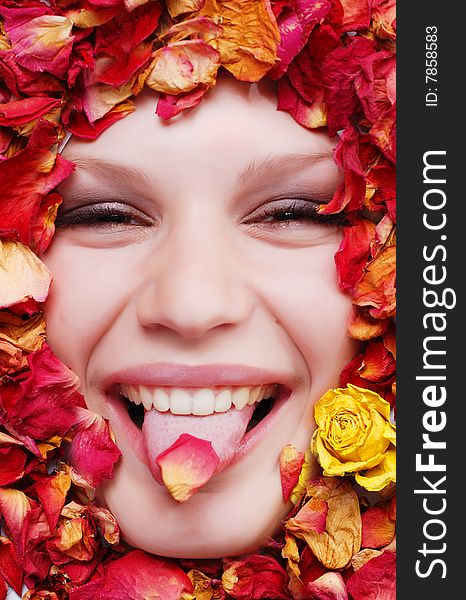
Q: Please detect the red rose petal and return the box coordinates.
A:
[222,554,290,599]
[68,550,193,600]
[346,551,396,600]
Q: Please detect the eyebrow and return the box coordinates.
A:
[64,151,336,192]
[64,156,153,191]
[238,152,336,186]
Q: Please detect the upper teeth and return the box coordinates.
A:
[120,384,278,416]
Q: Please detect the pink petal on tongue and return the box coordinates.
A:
[155,433,219,503]
[142,405,255,496]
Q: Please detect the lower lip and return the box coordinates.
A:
[104,386,292,474]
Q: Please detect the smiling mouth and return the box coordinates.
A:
[120,383,280,433]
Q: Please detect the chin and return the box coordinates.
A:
[97,450,291,558]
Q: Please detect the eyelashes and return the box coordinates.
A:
[242,198,346,228]
[55,202,153,229]
[55,198,345,229]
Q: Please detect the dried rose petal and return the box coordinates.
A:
[64,98,135,139]
[0,310,45,376]
[271,0,332,79]
[66,408,122,487]
[0,120,75,250]
[0,241,51,309]
[33,470,72,531]
[67,550,193,600]
[289,478,361,570]
[335,218,376,296]
[0,97,61,126]
[0,536,23,596]
[146,40,220,95]
[0,9,74,78]
[320,128,366,214]
[361,504,396,549]
[198,0,280,81]
[0,432,27,486]
[166,0,206,19]
[0,344,85,442]
[347,306,389,341]
[156,433,220,503]
[286,497,328,536]
[346,551,396,600]
[351,548,383,571]
[222,554,290,599]
[0,488,31,557]
[279,444,305,502]
[156,85,209,119]
[353,245,396,320]
[305,571,348,600]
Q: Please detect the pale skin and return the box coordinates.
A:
[42,76,358,558]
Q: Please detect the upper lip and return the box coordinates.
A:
[101,362,296,392]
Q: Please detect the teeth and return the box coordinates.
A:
[192,389,215,415]
[232,387,250,410]
[139,385,154,411]
[215,389,232,413]
[170,389,192,415]
[120,383,279,416]
[153,388,170,412]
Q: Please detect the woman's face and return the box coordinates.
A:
[42,77,357,558]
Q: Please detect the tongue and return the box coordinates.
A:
[142,405,255,484]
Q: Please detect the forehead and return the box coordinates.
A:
[64,76,337,169]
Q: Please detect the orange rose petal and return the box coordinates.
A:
[156,433,220,503]
[361,504,396,549]
[146,40,220,95]
[187,569,223,600]
[292,478,361,570]
[279,444,305,502]
[64,6,120,28]
[166,0,206,19]
[0,240,51,309]
[347,306,389,341]
[286,497,328,536]
[353,245,396,320]
[33,470,72,531]
[0,310,45,376]
[199,0,280,81]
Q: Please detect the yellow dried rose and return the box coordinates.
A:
[311,384,396,492]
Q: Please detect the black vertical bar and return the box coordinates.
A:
[397,2,463,597]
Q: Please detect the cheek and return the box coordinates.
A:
[254,245,357,381]
[43,244,135,373]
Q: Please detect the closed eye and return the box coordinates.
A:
[54,201,154,229]
[242,198,346,228]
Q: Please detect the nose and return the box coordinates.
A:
[135,223,254,339]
